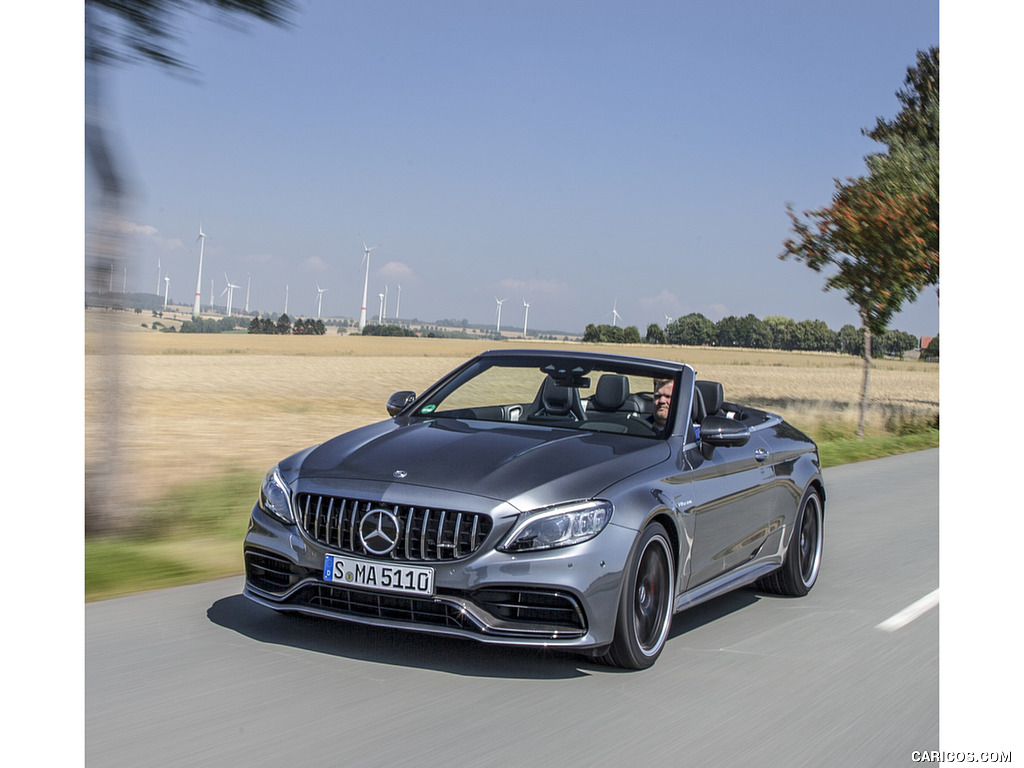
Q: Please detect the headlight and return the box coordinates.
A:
[499,500,612,553]
[258,467,294,525]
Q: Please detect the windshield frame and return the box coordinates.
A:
[396,350,696,441]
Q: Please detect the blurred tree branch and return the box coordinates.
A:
[85,0,297,72]
[84,0,299,533]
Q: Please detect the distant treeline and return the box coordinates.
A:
[177,316,247,334]
[247,314,326,335]
[585,313,926,358]
[361,324,417,337]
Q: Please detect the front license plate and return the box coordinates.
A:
[323,554,435,596]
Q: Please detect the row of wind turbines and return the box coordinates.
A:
[170,223,304,320]
[177,226,392,326]
[190,224,248,318]
[175,225,625,336]
[352,239,400,328]
[154,224,242,317]
[495,297,633,338]
[493,297,532,338]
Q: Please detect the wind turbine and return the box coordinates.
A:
[315,283,327,320]
[192,224,208,317]
[244,273,251,313]
[221,274,240,317]
[495,297,506,335]
[523,299,530,339]
[163,276,170,308]
[378,291,385,324]
[156,257,162,295]
[395,285,402,321]
[610,299,622,327]
[358,238,381,331]
[284,284,289,316]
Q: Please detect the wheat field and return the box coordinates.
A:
[85,309,939,509]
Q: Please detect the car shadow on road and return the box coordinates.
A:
[667,588,763,639]
[208,586,763,679]
[207,593,593,679]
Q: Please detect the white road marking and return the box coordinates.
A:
[876,589,940,632]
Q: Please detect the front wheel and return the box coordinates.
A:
[759,487,823,596]
[603,523,675,669]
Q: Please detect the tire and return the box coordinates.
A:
[604,523,675,670]
[758,487,823,596]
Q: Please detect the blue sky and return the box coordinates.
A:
[88,0,941,336]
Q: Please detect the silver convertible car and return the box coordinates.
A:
[243,349,824,669]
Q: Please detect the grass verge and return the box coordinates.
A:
[818,429,938,468]
[85,470,259,601]
[85,432,938,602]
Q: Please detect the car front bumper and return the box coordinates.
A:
[243,503,635,650]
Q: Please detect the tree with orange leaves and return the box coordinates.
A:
[781,48,938,438]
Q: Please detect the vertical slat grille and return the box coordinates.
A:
[296,493,492,562]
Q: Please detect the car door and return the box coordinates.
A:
[683,431,780,588]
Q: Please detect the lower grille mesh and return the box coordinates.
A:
[474,589,586,631]
[244,549,299,593]
[293,583,472,630]
[277,582,587,638]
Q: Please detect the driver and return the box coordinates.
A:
[650,378,673,435]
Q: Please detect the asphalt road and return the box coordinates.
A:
[86,449,939,767]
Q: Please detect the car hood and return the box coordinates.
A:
[298,417,670,511]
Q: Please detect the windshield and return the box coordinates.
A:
[410,356,681,439]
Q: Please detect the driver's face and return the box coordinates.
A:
[653,380,674,428]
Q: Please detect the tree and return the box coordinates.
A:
[581,324,633,344]
[863,47,939,292]
[738,314,773,349]
[781,48,939,437]
[666,313,715,346]
[764,316,797,350]
[876,329,919,358]
[86,1,297,72]
[838,324,863,357]
[794,319,838,352]
[645,323,666,345]
[715,316,742,347]
[85,0,299,533]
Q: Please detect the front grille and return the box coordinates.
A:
[295,493,493,562]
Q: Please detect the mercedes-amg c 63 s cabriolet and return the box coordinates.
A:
[244,349,824,669]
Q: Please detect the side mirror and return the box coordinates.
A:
[699,416,751,459]
[387,391,417,416]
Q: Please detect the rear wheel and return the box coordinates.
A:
[604,523,675,669]
[759,488,823,596]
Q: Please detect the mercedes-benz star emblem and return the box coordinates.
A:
[359,509,401,556]
[393,470,408,479]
